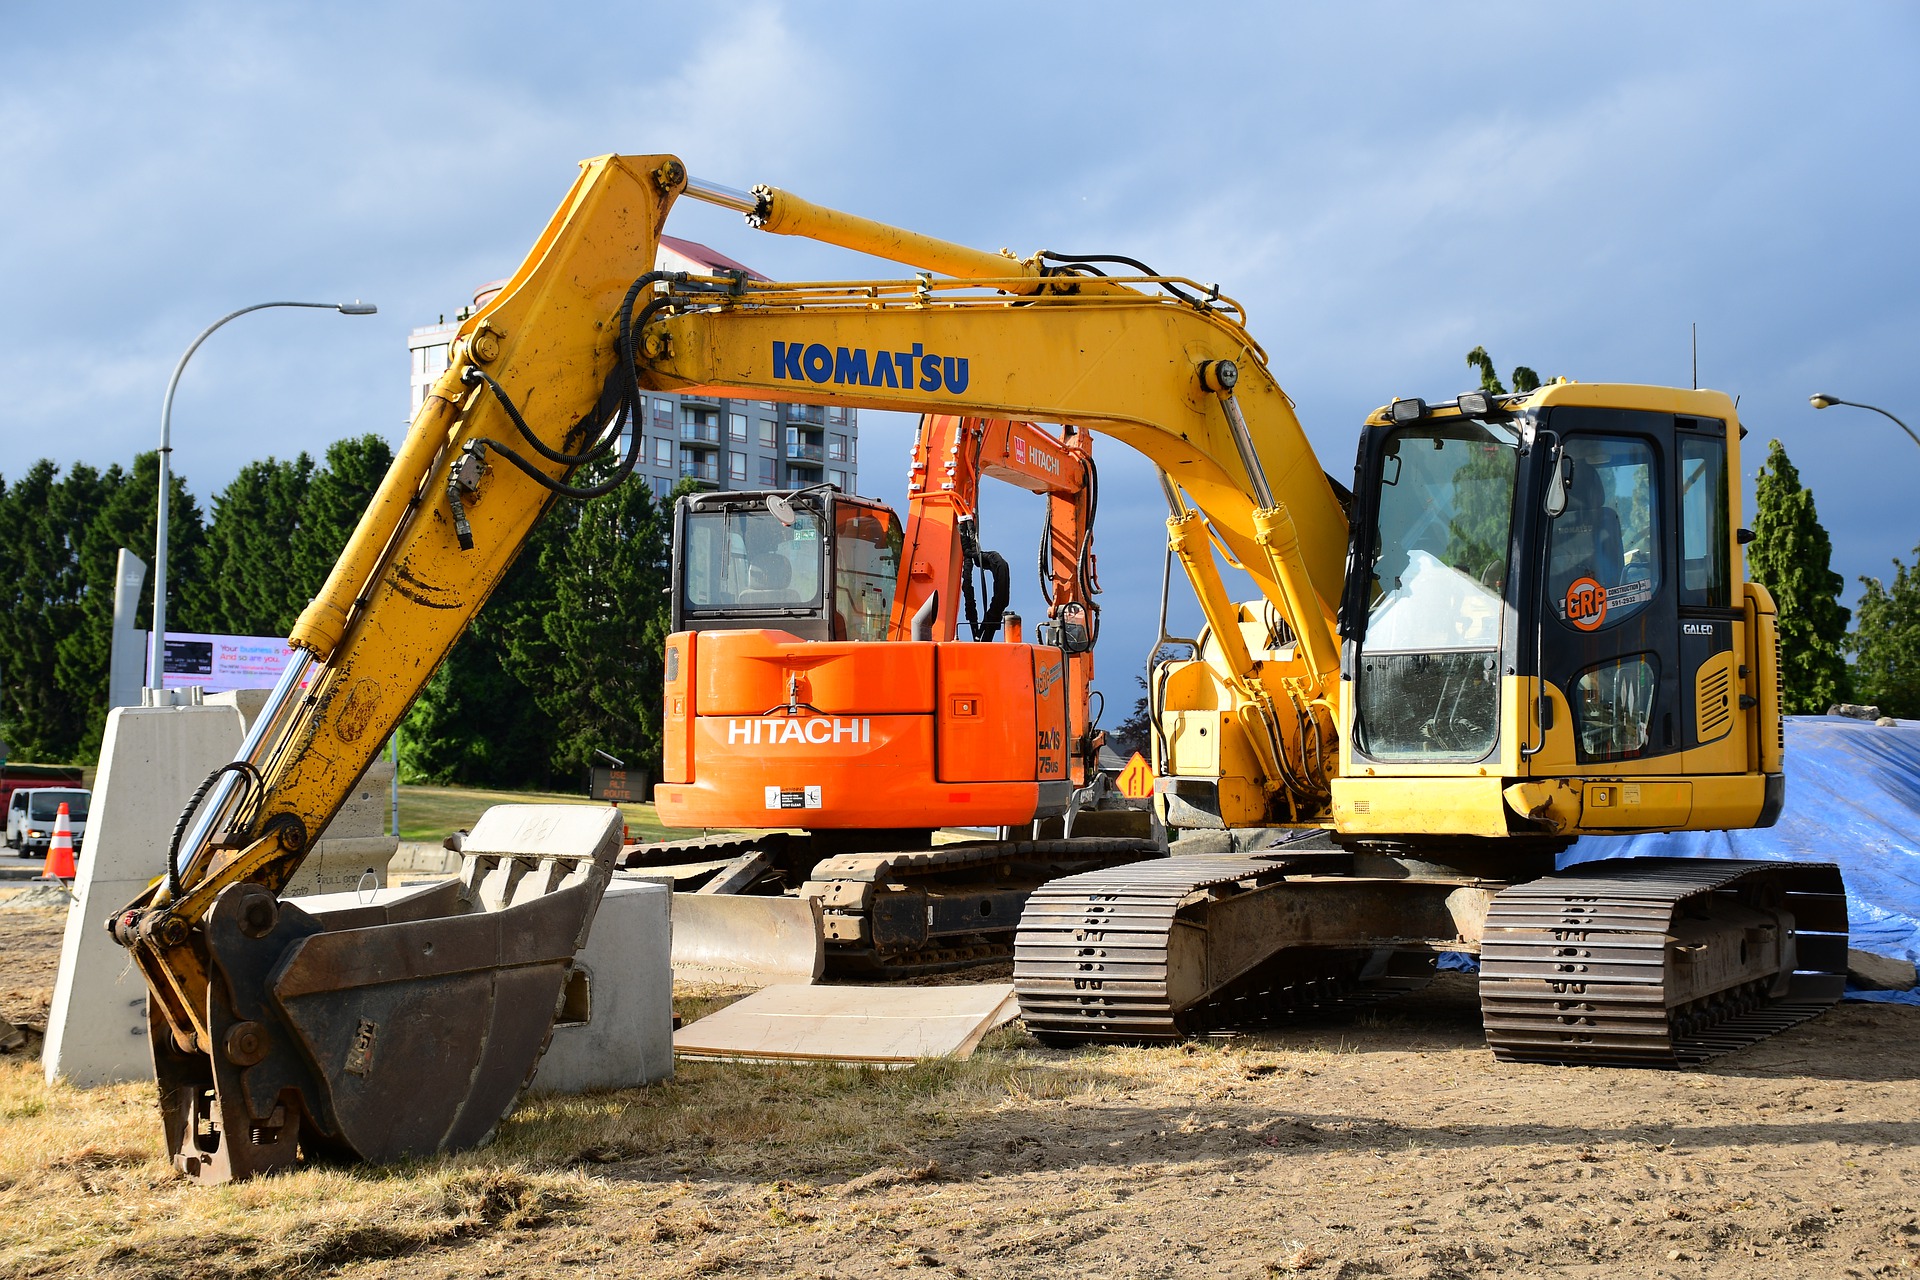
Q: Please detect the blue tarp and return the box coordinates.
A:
[1557,715,1920,1004]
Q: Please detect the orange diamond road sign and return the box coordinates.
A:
[1117,752,1154,800]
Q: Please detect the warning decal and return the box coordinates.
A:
[764,786,824,810]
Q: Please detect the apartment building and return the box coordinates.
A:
[406,234,858,499]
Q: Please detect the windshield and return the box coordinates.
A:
[28,790,88,821]
[832,503,903,641]
[681,507,824,612]
[1356,420,1519,761]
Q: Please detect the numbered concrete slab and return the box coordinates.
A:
[673,983,1018,1066]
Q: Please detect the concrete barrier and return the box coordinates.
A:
[43,702,244,1087]
[529,879,675,1094]
[45,696,399,1087]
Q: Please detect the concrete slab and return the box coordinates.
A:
[673,983,1017,1067]
[43,702,245,1087]
[1849,948,1918,991]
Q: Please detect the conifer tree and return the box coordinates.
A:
[189,454,315,634]
[504,474,688,780]
[399,503,567,789]
[291,435,393,596]
[0,462,96,760]
[1748,439,1851,713]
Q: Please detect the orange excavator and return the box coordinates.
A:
[635,413,1162,974]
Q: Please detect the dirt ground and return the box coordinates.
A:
[3,899,1918,1280]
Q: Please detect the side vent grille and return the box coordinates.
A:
[1772,631,1786,754]
[1696,659,1733,743]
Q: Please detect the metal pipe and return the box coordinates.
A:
[1216,386,1276,510]
[682,176,763,216]
[1157,469,1189,518]
[175,652,314,887]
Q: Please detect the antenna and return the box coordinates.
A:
[1691,322,1697,390]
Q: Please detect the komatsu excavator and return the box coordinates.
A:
[111,152,1846,1183]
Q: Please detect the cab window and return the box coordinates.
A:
[1549,436,1659,631]
[832,504,902,641]
[1678,434,1731,608]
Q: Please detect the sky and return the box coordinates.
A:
[3,2,1916,713]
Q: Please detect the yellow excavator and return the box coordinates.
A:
[110,153,1845,1182]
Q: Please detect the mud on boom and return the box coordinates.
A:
[111,153,1844,1184]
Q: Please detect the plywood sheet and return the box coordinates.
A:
[674,983,1017,1066]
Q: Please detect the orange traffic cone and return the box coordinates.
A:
[40,802,77,881]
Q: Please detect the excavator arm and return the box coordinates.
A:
[893,415,1102,778]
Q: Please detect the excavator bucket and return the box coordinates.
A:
[154,805,621,1183]
[669,891,826,986]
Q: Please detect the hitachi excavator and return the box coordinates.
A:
[111,152,1846,1183]
[631,412,1166,977]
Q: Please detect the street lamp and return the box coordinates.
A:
[149,300,378,691]
[1809,393,1920,454]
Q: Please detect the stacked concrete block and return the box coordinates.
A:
[282,756,398,897]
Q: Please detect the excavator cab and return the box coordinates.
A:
[671,487,904,642]
[1334,383,1783,843]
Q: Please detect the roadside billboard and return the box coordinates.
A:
[145,632,293,693]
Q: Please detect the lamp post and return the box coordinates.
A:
[149,301,377,692]
[1809,393,1920,455]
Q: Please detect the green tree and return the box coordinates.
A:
[1465,346,1542,396]
[290,435,394,597]
[0,462,96,760]
[1850,545,1920,719]
[0,454,204,762]
[55,453,208,757]
[506,475,686,780]
[1749,439,1851,714]
[187,453,316,634]
[399,504,569,789]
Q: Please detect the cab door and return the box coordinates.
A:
[1536,408,1682,767]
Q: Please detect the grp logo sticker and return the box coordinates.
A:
[1564,577,1609,631]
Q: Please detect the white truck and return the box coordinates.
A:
[6,787,89,859]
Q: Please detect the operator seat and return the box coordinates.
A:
[735,553,792,605]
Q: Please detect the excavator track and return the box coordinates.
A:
[1014,852,1430,1041]
[808,838,1161,978]
[1479,857,1849,1066]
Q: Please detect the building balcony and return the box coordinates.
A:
[785,442,824,462]
[786,405,826,426]
[679,460,720,481]
[679,421,721,446]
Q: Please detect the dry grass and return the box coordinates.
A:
[0,1062,590,1278]
[0,1001,1125,1279]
